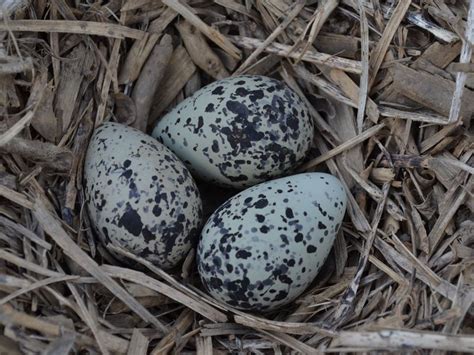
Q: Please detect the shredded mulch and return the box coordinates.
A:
[0,0,473,353]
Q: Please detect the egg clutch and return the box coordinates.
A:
[84,75,346,312]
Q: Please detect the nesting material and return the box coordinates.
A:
[0,1,473,354]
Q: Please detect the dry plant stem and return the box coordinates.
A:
[0,137,73,172]
[260,330,318,354]
[31,198,168,332]
[101,254,228,322]
[293,65,356,108]
[333,183,390,324]
[96,29,122,126]
[176,20,230,80]
[420,124,458,154]
[231,36,362,74]
[331,329,474,352]
[0,216,51,249]
[319,66,380,123]
[448,0,474,123]
[344,165,404,221]
[0,110,35,147]
[0,275,77,306]
[162,0,241,60]
[288,274,353,322]
[0,20,146,39]
[382,154,473,175]
[214,0,260,22]
[368,0,412,88]
[132,34,173,132]
[442,274,473,335]
[119,7,177,85]
[374,236,458,302]
[0,185,34,210]
[356,0,369,133]
[379,106,449,125]
[406,11,459,43]
[0,249,63,277]
[150,309,193,355]
[0,304,129,353]
[428,175,473,255]
[293,0,339,61]
[66,281,110,355]
[233,0,305,75]
[233,313,335,336]
[200,323,248,337]
[300,123,385,171]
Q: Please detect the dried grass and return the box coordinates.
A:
[0,0,473,354]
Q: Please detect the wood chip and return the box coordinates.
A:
[391,64,474,117]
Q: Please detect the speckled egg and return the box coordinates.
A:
[84,122,203,269]
[152,75,314,189]
[197,173,346,311]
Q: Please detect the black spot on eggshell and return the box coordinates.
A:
[236,250,252,259]
[118,204,143,236]
[254,199,268,209]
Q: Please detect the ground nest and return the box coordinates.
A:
[0,0,473,354]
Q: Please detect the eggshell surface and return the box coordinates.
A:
[84,122,203,269]
[152,75,314,188]
[197,173,346,311]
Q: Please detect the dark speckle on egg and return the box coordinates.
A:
[84,122,203,269]
[152,75,314,189]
